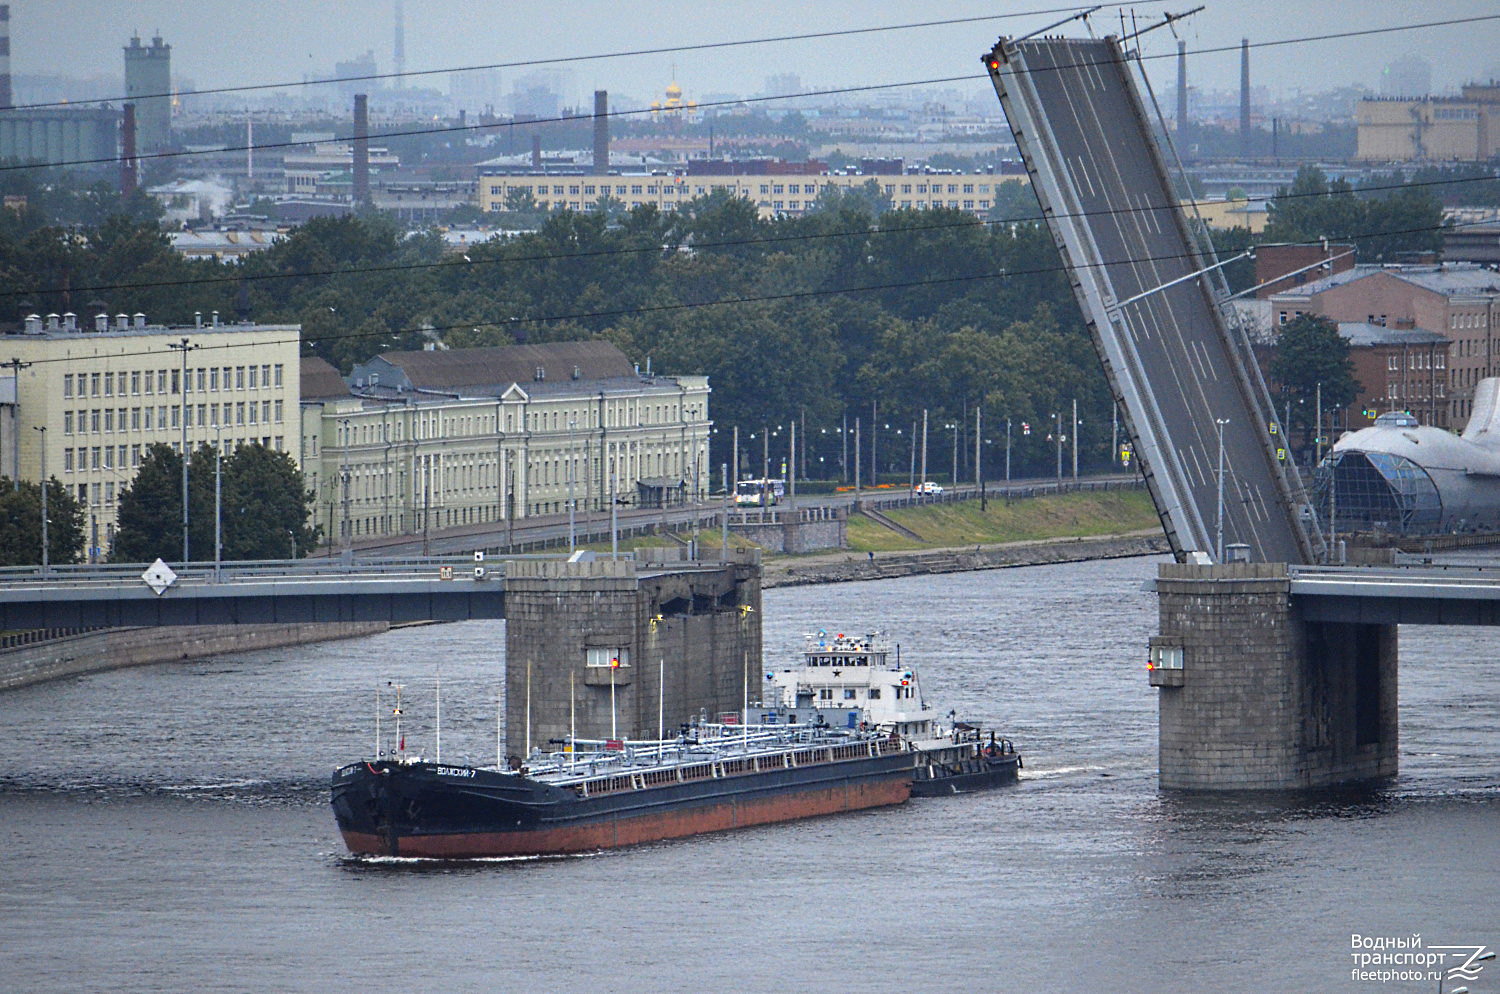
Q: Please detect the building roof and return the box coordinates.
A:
[370,340,636,392]
[1336,322,1449,347]
[300,355,351,401]
[1272,263,1500,301]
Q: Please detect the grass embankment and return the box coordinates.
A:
[846,490,1160,553]
[583,490,1161,558]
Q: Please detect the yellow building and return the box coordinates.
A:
[1356,85,1500,162]
[1,312,301,555]
[1190,197,1268,234]
[477,168,1030,220]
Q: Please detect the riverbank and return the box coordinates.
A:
[763,529,1169,587]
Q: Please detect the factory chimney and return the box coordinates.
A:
[531,134,542,170]
[0,5,11,110]
[121,103,139,197]
[593,90,609,175]
[1175,40,1187,132]
[393,0,405,84]
[352,93,370,205]
[1239,38,1251,156]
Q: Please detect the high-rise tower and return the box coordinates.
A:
[124,32,171,153]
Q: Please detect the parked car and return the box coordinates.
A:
[914,481,944,494]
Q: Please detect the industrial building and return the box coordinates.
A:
[1356,84,1500,162]
[123,33,171,153]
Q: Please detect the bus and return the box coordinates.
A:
[734,478,786,507]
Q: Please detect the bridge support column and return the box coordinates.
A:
[1152,563,1397,789]
[502,548,761,760]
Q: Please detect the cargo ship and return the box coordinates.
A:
[332,716,914,859]
[763,630,1021,795]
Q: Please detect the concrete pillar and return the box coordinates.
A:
[1153,562,1397,789]
[503,548,761,759]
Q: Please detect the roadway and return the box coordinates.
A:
[989,37,1310,564]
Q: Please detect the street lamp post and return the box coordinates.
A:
[168,337,198,562]
[1215,418,1230,563]
[1005,417,1012,483]
[214,423,223,582]
[32,425,47,571]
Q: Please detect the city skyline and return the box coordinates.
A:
[9,0,1500,115]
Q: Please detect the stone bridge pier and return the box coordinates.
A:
[502,548,762,759]
[1150,563,1397,789]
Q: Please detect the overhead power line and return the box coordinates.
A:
[4,170,1492,305]
[4,7,1098,112]
[5,12,1498,174]
[12,211,1482,369]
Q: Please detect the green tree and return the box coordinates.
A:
[218,444,320,560]
[111,443,183,562]
[1270,315,1361,448]
[0,477,86,566]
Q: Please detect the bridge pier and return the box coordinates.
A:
[1151,563,1398,789]
[502,549,761,759]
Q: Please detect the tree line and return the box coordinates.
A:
[0,162,1441,565]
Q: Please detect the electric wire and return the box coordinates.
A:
[11,211,1483,369]
[5,12,1497,173]
[5,169,1494,305]
[4,7,1099,113]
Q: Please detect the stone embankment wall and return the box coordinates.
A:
[763,532,1168,588]
[0,621,391,691]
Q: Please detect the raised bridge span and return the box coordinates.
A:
[985,33,1319,565]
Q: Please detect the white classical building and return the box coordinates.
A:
[305,341,711,545]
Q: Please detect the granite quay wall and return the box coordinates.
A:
[729,506,846,555]
[503,549,762,758]
[0,621,391,691]
[763,532,1168,588]
[1154,562,1396,789]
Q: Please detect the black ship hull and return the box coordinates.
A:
[333,744,914,858]
[909,749,1022,796]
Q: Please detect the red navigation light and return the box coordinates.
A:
[610,656,620,668]
[987,56,1001,72]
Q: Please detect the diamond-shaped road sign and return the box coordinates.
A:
[142,558,178,596]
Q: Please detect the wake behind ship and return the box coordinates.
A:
[332,720,914,859]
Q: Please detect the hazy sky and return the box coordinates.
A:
[11,1,1500,108]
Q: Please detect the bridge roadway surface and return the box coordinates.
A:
[989,36,1309,564]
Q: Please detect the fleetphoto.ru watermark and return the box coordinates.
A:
[1350,934,1494,986]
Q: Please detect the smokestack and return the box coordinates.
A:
[593,90,609,176]
[121,104,139,196]
[393,0,405,84]
[0,5,11,110]
[1239,38,1251,156]
[352,93,370,205]
[593,90,610,175]
[531,134,542,169]
[1176,40,1187,132]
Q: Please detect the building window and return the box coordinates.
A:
[64,411,73,434]
[63,374,74,398]
[64,449,74,472]
[104,409,114,432]
[236,403,245,425]
[585,647,630,668]
[274,364,283,388]
[248,366,258,389]
[210,368,219,390]
[236,366,245,389]
[90,447,100,470]
[90,410,100,432]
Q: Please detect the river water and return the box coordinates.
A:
[1,556,1496,994]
